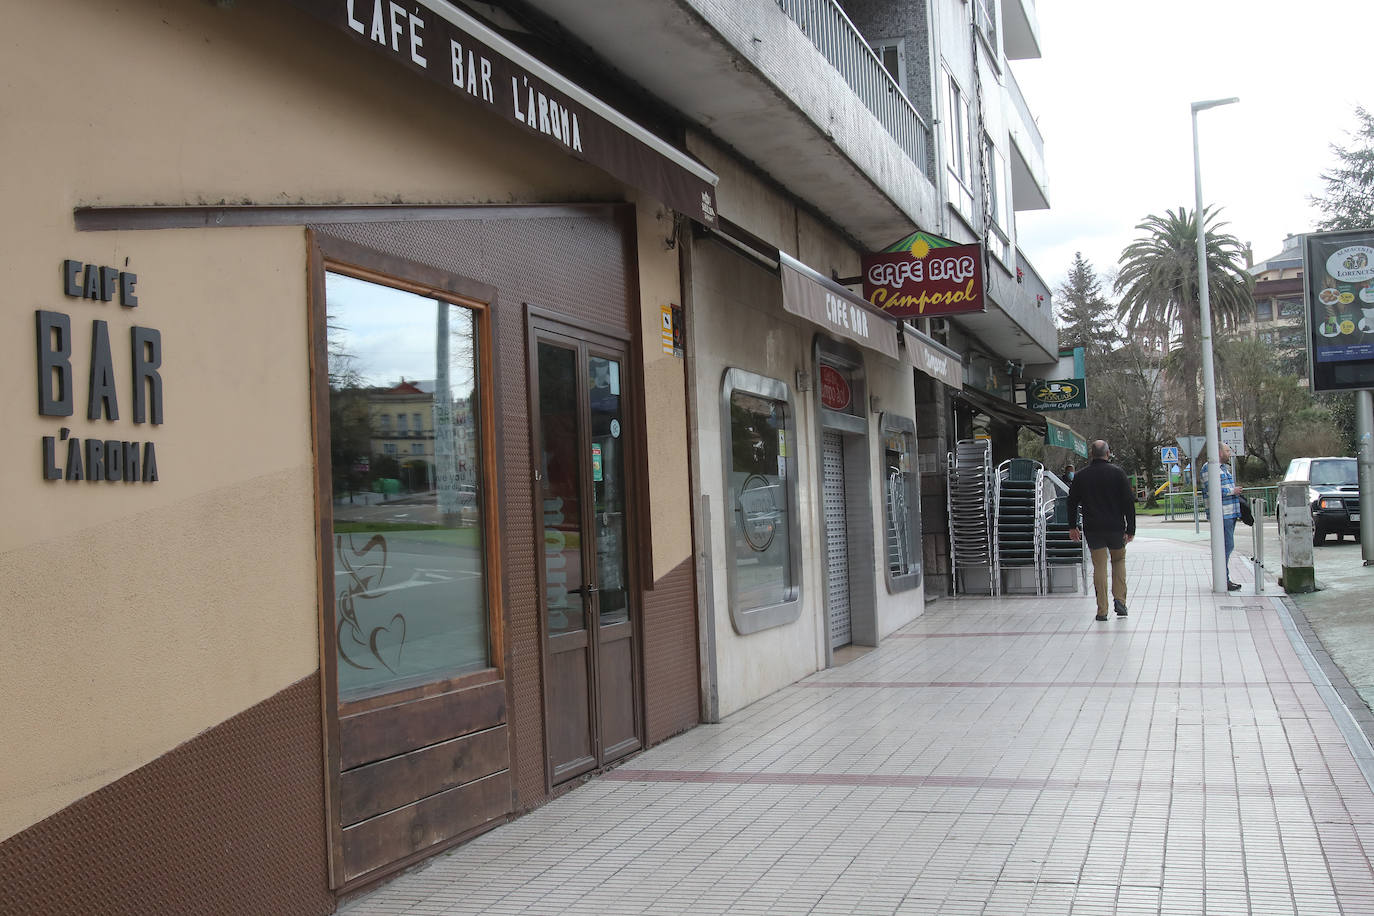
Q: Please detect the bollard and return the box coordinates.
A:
[1252,496,1264,594]
[1278,482,1316,593]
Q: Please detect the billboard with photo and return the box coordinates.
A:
[1304,228,1374,392]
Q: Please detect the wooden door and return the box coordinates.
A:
[532,327,642,785]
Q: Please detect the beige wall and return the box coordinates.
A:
[2,0,684,839]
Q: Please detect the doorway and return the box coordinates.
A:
[531,322,642,785]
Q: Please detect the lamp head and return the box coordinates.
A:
[1191,97,1240,113]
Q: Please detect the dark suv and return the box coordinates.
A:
[1283,457,1361,546]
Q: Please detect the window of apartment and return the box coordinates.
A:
[413,412,423,433]
[973,0,998,56]
[943,70,975,222]
[721,368,801,634]
[983,134,1011,265]
[881,415,922,593]
[378,414,391,433]
[1279,298,1304,318]
[324,269,490,700]
[1255,299,1273,321]
[871,39,906,94]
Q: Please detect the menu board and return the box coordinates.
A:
[1304,229,1374,392]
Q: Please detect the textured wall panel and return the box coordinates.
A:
[0,676,331,916]
[643,557,701,743]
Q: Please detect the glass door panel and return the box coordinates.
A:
[537,342,586,637]
[589,355,629,626]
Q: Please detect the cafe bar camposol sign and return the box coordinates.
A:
[862,231,985,319]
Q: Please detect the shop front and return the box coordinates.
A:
[3,1,705,910]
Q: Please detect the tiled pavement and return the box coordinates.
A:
[342,536,1374,915]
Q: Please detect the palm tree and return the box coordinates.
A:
[1114,207,1253,435]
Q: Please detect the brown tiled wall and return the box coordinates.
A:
[643,557,701,744]
[0,676,332,916]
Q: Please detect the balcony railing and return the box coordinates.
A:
[777,0,931,177]
[1004,65,1043,162]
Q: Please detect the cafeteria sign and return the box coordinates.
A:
[1028,378,1086,412]
[862,231,985,318]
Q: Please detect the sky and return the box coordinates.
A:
[1012,0,1373,297]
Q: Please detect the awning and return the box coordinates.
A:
[286,0,719,225]
[901,323,963,388]
[778,252,899,360]
[1045,417,1089,458]
[955,385,1047,433]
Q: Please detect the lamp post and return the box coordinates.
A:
[1192,96,1239,593]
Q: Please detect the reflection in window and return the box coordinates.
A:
[727,390,794,611]
[325,271,488,701]
[883,424,921,589]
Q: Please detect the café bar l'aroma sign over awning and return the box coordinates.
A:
[862,231,985,319]
[287,0,719,225]
[779,252,899,360]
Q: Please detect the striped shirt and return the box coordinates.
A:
[1201,463,1241,519]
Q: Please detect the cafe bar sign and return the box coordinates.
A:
[36,260,162,484]
[289,0,718,226]
[1028,378,1086,412]
[862,230,985,319]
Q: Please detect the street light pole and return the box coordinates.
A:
[1192,97,1239,594]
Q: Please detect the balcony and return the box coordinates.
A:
[1004,66,1048,211]
[1001,0,1042,61]
[518,0,940,248]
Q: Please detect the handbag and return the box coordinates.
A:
[1238,496,1254,527]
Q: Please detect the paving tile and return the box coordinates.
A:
[340,539,1374,916]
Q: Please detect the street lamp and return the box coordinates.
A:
[1192,96,1239,593]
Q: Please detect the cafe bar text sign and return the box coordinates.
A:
[289,0,718,226]
[1304,228,1374,392]
[36,260,162,483]
[862,230,985,319]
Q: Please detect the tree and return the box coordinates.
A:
[1056,252,1115,356]
[1216,336,1318,475]
[1114,206,1253,435]
[1085,339,1168,500]
[1313,105,1374,231]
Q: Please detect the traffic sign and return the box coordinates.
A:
[1160,446,1179,465]
[1220,420,1245,456]
[1176,435,1206,459]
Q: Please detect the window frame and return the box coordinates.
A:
[943,69,975,223]
[870,37,907,93]
[308,233,505,714]
[720,367,803,634]
[880,413,923,594]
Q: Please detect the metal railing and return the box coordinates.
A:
[1004,65,1043,162]
[777,0,931,176]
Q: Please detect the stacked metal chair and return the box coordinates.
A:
[947,439,995,595]
[993,458,1042,593]
[1042,478,1088,593]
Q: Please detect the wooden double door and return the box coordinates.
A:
[531,319,642,784]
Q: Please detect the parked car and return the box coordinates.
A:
[1282,457,1361,546]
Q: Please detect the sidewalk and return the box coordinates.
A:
[342,534,1374,916]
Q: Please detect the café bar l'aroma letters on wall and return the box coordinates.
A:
[288,0,718,226]
[862,231,985,319]
[37,260,162,484]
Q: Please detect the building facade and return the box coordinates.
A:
[3,0,1054,909]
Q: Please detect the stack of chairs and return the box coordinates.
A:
[993,458,1041,592]
[947,439,995,595]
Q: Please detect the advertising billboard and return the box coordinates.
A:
[1304,228,1374,392]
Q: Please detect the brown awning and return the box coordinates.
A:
[901,323,964,388]
[955,385,1047,433]
[778,253,900,360]
[285,0,719,225]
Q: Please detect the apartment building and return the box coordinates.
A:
[3,0,1054,909]
[1243,233,1310,378]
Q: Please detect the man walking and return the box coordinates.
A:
[1066,440,1136,621]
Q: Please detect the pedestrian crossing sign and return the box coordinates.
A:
[1160,446,1179,465]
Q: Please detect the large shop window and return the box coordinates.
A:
[721,369,801,634]
[881,414,922,594]
[325,271,490,700]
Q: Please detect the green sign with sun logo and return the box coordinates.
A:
[1029,378,1086,411]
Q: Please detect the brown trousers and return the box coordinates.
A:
[1089,546,1127,615]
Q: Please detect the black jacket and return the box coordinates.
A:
[1066,458,1136,536]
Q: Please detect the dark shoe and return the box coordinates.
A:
[1114,599,1128,616]
[1095,614,1108,621]
[1227,581,1242,591]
